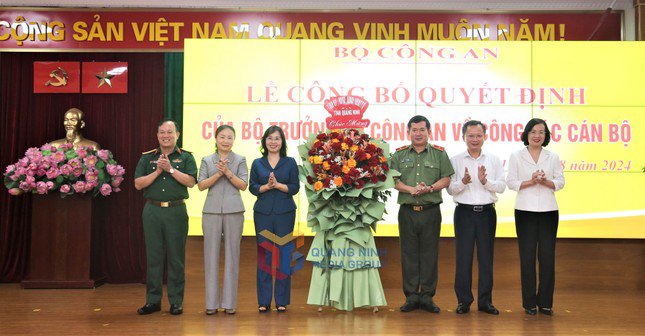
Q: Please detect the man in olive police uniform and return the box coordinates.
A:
[390,115,454,313]
[134,119,197,315]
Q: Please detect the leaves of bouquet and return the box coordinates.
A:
[322,189,336,200]
[297,143,311,161]
[365,202,386,220]
[360,187,373,199]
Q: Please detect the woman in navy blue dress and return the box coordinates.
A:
[249,125,300,313]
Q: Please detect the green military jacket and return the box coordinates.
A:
[389,143,454,205]
[134,146,198,202]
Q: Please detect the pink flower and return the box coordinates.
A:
[68,158,81,168]
[73,181,86,193]
[52,151,65,163]
[60,143,73,150]
[45,167,60,179]
[25,147,41,159]
[18,157,29,168]
[97,150,110,161]
[14,167,27,176]
[40,143,54,152]
[99,184,112,196]
[4,164,15,175]
[60,184,71,193]
[60,164,73,175]
[72,166,83,177]
[113,187,121,193]
[111,176,124,187]
[46,181,54,190]
[36,181,48,194]
[85,181,95,191]
[83,155,98,168]
[40,158,52,170]
[19,181,32,191]
[106,164,119,176]
[8,188,22,196]
[85,169,98,182]
[76,147,88,159]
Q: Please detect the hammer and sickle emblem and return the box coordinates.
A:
[45,67,69,87]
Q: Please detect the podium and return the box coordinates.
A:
[21,193,104,289]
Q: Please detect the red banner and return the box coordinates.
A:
[81,62,128,94]
[0,9,623,51]
[33,62,80,93]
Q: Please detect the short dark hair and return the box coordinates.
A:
[214,125,236,152]
[158,118,179,132]
[215,125,236,138]
[407,115,430,129]
[260,125,287,157]
[462,120,487,136]
[521,118,551,146]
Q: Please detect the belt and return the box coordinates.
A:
[147,199,185,208]
[402,203,439,212]
[457,203,494,212]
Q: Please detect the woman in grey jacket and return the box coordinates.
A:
[197,125,248,315]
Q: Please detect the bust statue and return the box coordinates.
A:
[49,108,100,150]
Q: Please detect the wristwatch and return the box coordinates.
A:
[169,168,175,174]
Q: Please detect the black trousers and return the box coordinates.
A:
[454,205,496,308]
[398,204,441,304]
[514,209,559,309]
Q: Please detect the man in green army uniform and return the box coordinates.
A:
[390,115,454,313]
[134,119,197,315]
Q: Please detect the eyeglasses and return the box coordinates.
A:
[529,131,546,135]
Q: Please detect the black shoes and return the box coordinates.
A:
[525,307,538,315]
[456,303,470,314]
[399,301,420,312]
[478,304,499,315]
[169,304,183,315]
[137,303,161,315]
[539,307,553,316]
[420,302,441,313]
[137,303,183,315]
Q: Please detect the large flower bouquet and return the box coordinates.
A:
[4,143,125,197]
[298,129,399,311]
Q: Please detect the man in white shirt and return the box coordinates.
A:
[447,120,505,315]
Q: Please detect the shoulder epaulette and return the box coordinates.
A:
[142,148,158,155]
[395,145,410,152]
[430,144,445,151]
[178,148,192,154]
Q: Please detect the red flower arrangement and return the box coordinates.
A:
[304,129,389,191]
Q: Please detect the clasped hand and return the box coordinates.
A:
[266,172,277,189]
[531,169,547,184]
[156,154,171,172]
[411,182,430,196]
[216,158,231,177]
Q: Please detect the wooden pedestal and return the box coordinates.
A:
[21,193,103,289]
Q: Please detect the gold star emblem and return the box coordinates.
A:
[95,68,115,88]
